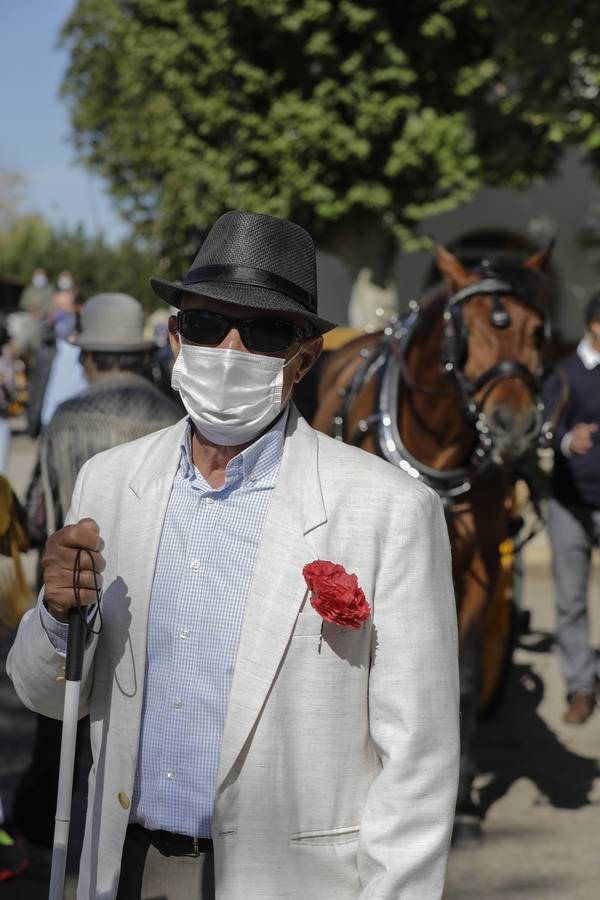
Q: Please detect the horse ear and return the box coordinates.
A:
[434,245,471,290]
[524,238,556,272]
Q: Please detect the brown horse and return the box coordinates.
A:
[312,245,554,841]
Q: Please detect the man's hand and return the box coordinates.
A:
[42,518,105,623]
[567,423,598,455]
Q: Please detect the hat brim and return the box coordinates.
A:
[150,277,337,334]
[75,337,155,352]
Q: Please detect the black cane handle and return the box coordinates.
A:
[65,546,103,682]
[66,608,86,682]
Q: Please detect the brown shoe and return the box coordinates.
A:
[563,691,595,724]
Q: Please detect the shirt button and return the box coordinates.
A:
[190,559,201,570]
[248,471,257,482]
[205,496,214,504]
[166,770,176,781]
[174,697,182,708]
[180,628,190,639]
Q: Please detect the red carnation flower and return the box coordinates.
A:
[302,560,371,630]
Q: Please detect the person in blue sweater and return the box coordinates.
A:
[544,294,600,724]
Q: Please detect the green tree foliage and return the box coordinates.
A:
[59,0,600,280]
[0,214,53,283]
[0,165,159,312]
[0,217,159,313]
[476,5,600,165]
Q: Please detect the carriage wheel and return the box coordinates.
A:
[479,538,517,711]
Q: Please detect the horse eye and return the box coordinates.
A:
[530,325,544,346]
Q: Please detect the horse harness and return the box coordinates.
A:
[331,269,556,507]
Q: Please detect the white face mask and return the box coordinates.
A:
[171,343,302,446]
[57,274,74,291]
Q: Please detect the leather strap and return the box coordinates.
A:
[184,264,316,310]
[128,823,214,858]
[448,278,515,307]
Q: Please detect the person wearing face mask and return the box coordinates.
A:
[49,270,78,323]
[7,211,459,900]
[14,268,53,364]
[19,268,53,320]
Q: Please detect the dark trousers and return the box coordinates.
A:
[116,825,216,900]
[547,499,600,694]
[12,714,87,847]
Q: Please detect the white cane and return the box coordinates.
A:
[48,548,100,900]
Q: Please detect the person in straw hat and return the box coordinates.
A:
[27,292,182,541]
[8,211,458,900]
[10,292,181,852]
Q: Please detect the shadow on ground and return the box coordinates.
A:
[445,873,572,898]
[475,657,599,816]
[516,630,555,655]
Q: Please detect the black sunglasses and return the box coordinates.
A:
[177,309,307,353]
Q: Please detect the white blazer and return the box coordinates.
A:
[7,407,459,899]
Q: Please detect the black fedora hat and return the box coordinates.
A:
[150,210,336,334]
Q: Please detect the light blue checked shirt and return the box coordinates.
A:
[131,411,287,837]
[40,410,287,839]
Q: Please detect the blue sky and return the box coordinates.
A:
[1,0,127,240]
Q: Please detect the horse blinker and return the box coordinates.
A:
[490,294,511,329]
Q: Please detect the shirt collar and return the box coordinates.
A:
[179,406,289,486]
[577,335,600,370]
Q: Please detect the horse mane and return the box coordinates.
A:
[412,284,447,339]
[489,263,553,313]
[405,262,552,357]
[416,262,552,319]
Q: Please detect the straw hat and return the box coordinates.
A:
[75,293,154,352]
[150,210,336,334]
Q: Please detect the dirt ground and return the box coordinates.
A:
[444,556,600,900]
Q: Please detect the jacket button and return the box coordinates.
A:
[55,675,65,683]
[118,792,130,810]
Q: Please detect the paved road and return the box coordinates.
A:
[444,558,600,900]
[2,430,600,898]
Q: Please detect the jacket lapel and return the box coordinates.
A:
[216,408,327,789]
[115,418,189,756]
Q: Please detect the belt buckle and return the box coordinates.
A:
[189,836,201,858]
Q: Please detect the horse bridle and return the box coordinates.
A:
[332,268,557,502]
[440,268,552,445]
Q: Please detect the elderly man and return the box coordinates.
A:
[37,292,182,534]
[7,211,459,900]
